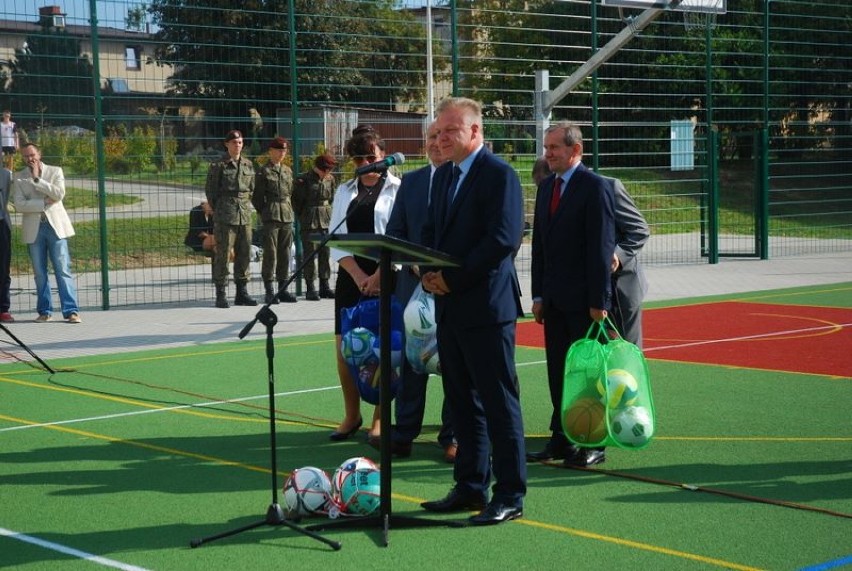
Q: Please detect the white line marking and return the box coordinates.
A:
[642,322,852,353]
[0,527,151,571]
[0,386,338,433]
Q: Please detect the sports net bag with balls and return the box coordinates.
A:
[561,319,656,450]
[340,296,405,405]
[402,283,441,375]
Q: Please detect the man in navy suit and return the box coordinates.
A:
[419,97,526,526]
[382,122,456,461]
[527,122,616,467]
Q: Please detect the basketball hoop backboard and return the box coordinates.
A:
[601,0,727,13]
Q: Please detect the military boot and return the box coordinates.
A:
[319,279,335,299]
[215,285,229,309]
[278,281,297,303]
[234,282,258,306]
[305,281,320,301]
[264,281,279,305]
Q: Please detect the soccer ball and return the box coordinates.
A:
[403,291,436,337]
[596,368,639,410]
[338,467,381,516]
[341,327,376,367]
[282,466,333,516]
[331,456,378,498]
[610,405,654,447]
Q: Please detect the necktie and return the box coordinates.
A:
[549,177,562,217]
[446,165,462,213]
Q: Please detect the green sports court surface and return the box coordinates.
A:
[1,283,850,570]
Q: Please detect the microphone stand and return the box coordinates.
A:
[190,304,341,550]
[191,172,392,550]
[0,323,55,374]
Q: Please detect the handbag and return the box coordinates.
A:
[339,296,404,405]
[560,318,656,450]
[402,283,441,375]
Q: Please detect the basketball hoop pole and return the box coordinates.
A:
[189,306,341,550]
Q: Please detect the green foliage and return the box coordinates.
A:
[126,126,157,174]
[146,0,427,118]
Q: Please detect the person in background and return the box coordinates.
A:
[292,153,337,301]
[0,166,14,322]
[327,125,400,443]
[419,97,526,526]
[11,143,81,324]
[383,121,456,462]
[527,123,615,467]
[205,129,257,309]
[253,136,297,304]
[1,111,18,171]
[184,199,216,254]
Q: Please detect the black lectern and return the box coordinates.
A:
[306,233,459,546]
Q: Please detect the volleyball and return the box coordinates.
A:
[563,397,607,445]
[610,405,654,447]
[596,368,639,410]
[282,466,333,516]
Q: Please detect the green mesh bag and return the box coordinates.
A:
[561,319,656,450]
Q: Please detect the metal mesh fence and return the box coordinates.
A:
[0,0,849,312]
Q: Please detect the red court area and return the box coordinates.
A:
[516,302,852,378]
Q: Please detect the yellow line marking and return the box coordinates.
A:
[519,519,764,571]
[0,412,763,571]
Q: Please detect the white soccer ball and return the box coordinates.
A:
[610,405,654,448]
[403,291,437,337]
[282,466,333,516]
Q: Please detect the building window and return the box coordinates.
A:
[125,46,141,71]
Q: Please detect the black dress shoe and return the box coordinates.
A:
[329,417,363,441]
[563,447,606,467]
[421,488,487,513]
[526,439,577,462]
[367,436,412,458]
[468,503,523,526]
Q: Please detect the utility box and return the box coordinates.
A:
[670,120,695,171]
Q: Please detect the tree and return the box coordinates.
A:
[3,29,95,131]
[146,0,427,125]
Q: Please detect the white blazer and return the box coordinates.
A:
[12,163,75,244]
[329,173,400,263]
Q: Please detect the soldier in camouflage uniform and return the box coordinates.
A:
[292,153,337,301]
[205,129,257,308]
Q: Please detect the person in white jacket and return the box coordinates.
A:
[12,143,81,323]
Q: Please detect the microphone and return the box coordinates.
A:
[355,152,405,175]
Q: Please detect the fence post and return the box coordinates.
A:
[88,0,110,309]
[708,128,719,264]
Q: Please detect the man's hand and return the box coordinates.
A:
[422,271,450,295]
[611,253,620,273]
[532,301,544,324]
[590,307,607,322]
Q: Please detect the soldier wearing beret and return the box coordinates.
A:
[205,129,257,308]
[253,136,296,304]
[292,153,337,301]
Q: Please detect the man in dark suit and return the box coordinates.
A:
[419,97,526,526]
[384,122,456,461]
[533,157,650,348]
[527,122,616,467]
